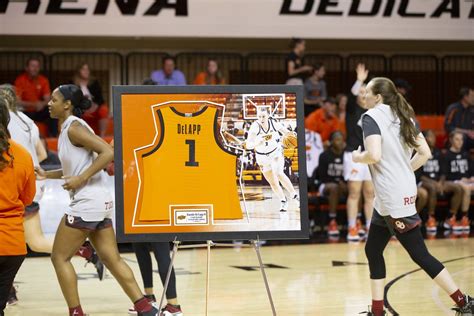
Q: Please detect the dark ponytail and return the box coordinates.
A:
[0,97,13,171]
[369,77,418,148]
[58,84,92,117]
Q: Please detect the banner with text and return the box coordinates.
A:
[0,0,472,40]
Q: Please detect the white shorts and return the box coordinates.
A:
[256,147,284,173]
[343,151,372,182]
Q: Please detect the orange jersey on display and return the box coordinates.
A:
[137,105,242,222]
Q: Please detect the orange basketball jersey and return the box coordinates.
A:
[138,105,243,222]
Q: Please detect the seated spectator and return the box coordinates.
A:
[303,63,327,116]
[285,38,312,85]
[336,93,347,136]
[394,78,412,100]
[193,59,225,85]
[314,131,346,236]
[14,58,55,136]
[151,56,186,86]
[417,130,463,234]
[443,131,473,231]
[444,86,474,151]
[304,97,340,146]
[72,62,109,136]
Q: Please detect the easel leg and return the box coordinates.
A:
[252,240,277,316]
[159,240,180,313]
[206,240,212,316]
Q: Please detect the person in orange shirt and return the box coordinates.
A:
[0,97,36,314]
[304,97,340,146]
[336,93,347,137]
[14,58,56,136]
[193,59,225,85]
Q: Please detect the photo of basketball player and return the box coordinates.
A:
[244,106,298,212]
[352,77,473,315]
[118,89,305,238]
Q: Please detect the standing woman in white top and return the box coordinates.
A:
[352,77,473,316]
[0,84,50,253]
[245,106,298,212]
[36,85,157,316]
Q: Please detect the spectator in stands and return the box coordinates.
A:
[314,131,346,236]
[193,59,225,85]
[343,63,374,242]
[14,58,55,136]
[304,97,340,146]
[418,130,463,234]
[285,38,313,85]
[336,93,347,136]
[444,87,474,151]
[72,62,109,137]
[303,63,327,115]
[151,56,186,86]
[394,78,412,100]
[443,131,473,232]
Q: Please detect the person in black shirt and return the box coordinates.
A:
[72,63,109,136]
[285,38,313,85]
[343,63,374,242]
[418,130,463,234]
[443,131,473,231]
[444,87,474,151]
[316,131,346,235]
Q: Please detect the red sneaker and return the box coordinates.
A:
[161,304,183,316]
[426,215,437,233]
[347,226,360,242]
[443,215,457,230]
[460,216,470,231]
[327,219,339,236]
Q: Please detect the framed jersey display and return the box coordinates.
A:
[113,85,308,242]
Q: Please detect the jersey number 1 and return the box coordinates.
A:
[185,139,199,167]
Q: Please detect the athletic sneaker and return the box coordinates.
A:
[89,251,105,281]
[426,215,437,233]
[6,286,18,306]
[452,294,474,315]
[460,216,470,231]
[356,219,366,236]
[444,215,457,230]
[129,295,156,315]
[452,219,465,232]
[292,194,299,202]
[327,219,339,236]
[161,304,183,316]
[280,199,288,212]
[137,305,159,316]
[347,226,360,242]
[359,306,387,315]
[426,231,437,240]
[79,241,106,281]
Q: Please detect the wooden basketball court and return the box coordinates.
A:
[6,238,473,315]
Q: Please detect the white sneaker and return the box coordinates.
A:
[280,199,288,212]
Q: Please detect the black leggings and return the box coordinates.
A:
[133,242,177,299]
[0,255,25,315]
[365,223,445,280]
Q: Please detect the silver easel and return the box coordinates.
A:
[158,238,277,316]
